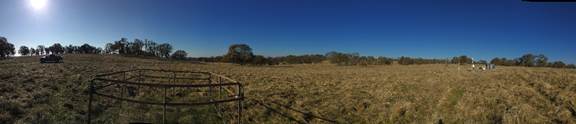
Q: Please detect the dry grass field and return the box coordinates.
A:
[1,54,576,124]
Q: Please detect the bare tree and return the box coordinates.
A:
[130,39,144,55]
[144,39,157,56]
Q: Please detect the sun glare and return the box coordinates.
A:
[29,0,48,11]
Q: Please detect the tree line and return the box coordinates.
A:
[1,36,189,60]
[198,44,473,66]
[206,44,575,69]
[103,38,178,58]
[103,38,188,60]
[1,36,575,69]
[324,52,393,66]
[491,54,575,69]
[191,45,393,66]
[17,43,103,56]
[191,44,328,65]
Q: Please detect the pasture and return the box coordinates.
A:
[1,54,575,123]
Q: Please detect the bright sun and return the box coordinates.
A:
[29,0,48,11]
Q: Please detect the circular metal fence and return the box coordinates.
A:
[87,69,244,124]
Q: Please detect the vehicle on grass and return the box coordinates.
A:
[40,54,63,63]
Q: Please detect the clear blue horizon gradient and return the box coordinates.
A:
[1,0,575,63]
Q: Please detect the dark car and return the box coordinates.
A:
[40,54,63,63]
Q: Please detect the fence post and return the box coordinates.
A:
[237,83,243,124]
[219,77,223,100]
[208,74,213,100]
[165,71,171,124]
[163,86,167,124]
[172,72,176,84]
[87,80,95,124]
[172,72,177,98]
[121,72,126,98]
[137,70,142,96]
[214,75,222,123]
[138,70,142,83]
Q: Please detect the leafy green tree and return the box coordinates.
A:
[44,46,52,54]
[37,45,45,55]
[223,44,254,65]
[129,39,145,55]
[79,44,98,54]
[103,43,113,54]
[65,45,76,54]
[171,50,188,60]
[0,37,15,59]
[30,48,37,56]
[18,46,30,56]
[534,54,548,67]
[518,54,536,67]
[111,38,129,54]
[144,39,158,56]
[49,43,65,54]
[157,43,173,58]
[103,38,173,58]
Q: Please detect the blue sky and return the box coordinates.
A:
[0,0,575,63]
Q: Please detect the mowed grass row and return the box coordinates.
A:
[1,54,575,123]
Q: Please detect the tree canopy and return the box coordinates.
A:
[0,37,15,59]
[49,43,65,54]
[223,44,254,65]
[491,54,574,69]
[18,46,30,56]
[171,50,188,60]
